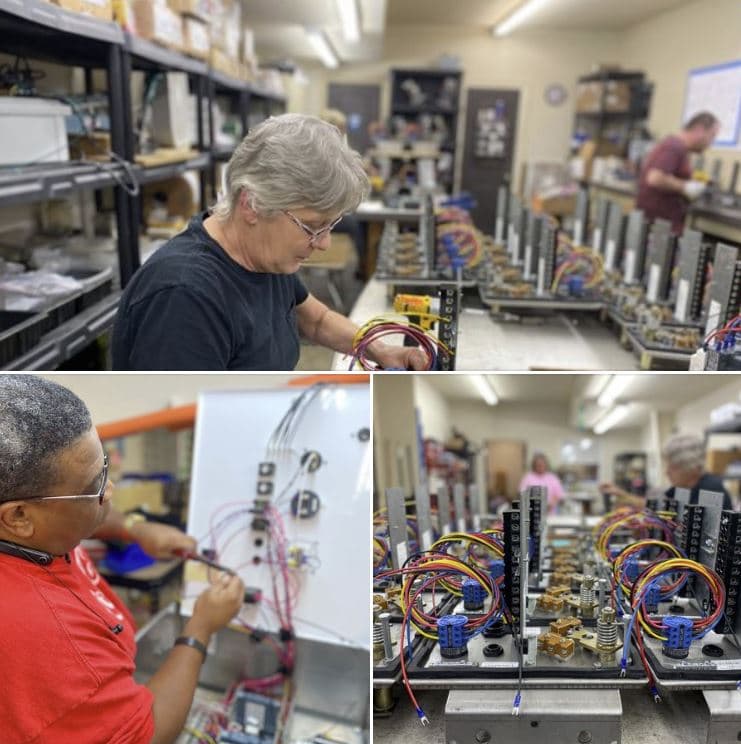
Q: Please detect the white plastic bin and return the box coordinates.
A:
[0,98,71,166]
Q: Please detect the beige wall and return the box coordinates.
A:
[316,26,622,191]
[622,0,741,180]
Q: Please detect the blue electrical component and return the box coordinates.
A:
[625,555,640,582]
[567,274,584,296]
[462,578,486,611]
[489,559,505,580]
[662,616,694,659]
[438,614,468,658]
[645,585,662,614]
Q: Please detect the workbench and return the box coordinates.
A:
[334,279,640,371]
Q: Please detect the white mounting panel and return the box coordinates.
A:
[185,384,371,649]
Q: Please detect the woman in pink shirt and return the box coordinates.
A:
[519,452,565,514]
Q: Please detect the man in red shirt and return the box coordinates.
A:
[0,375,245,744]
[636,111,720,234]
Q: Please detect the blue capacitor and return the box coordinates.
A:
[645,585,662,614]
[438,614,468,658]
[489,559,505,580]
[462,578,486,611]
[662,616,694,659]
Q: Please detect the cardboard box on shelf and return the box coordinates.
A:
[241,27,255,61]
[131,0,184,49]
[168,0,210,22]
[707,447,741,476]
[210,47,240,80]
[603,80,631,113]
[183,15,210,60]
[531,193,577,217]
[575,82,602,114]
[210,0,240,55]
[113,480,167,515]
[49,0,114,19]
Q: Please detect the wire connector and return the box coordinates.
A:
[415,708,429,726]
[649,685,662,703]
[512,691,521,716]
[619,658,627,678]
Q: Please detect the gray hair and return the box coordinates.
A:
[662,433,705,472]
[0,375,92,502]
[212,113,369,221]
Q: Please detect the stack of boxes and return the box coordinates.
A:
[46,0,280,91]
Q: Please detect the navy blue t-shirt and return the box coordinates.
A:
[112,213,309,370]
[665,472,733,511]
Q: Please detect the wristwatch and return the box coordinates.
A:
[122,512,146,540]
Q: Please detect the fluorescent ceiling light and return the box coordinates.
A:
[493,0,552,36]
[335,0,360,43]
[593,404,630,435]
[360,0,386,33]
[472,375,498,406]
[305,27,339,69]
[597,375,632,409]
[583,374,610,399]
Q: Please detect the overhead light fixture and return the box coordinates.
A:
[472,375,498,406]
[305,27,339,69]
[593,404,630,435]
[335,0,360,43]
[493,0,552,37]
[583,374,610,399]
[360,0,386,33]
[597,375,632,409]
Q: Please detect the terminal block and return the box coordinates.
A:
[503,508,522,632]
[715,510,741,629]
[537,632,575,661]
[680,505,704,562]
[535,586,571,613]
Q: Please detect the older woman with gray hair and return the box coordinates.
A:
[601,433,732,510]
[112,114,426,370]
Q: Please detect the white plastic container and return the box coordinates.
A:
[0,98,71,166]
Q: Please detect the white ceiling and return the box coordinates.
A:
[420,374,727,432]
[387,0,691,30]
[246,0,693,66]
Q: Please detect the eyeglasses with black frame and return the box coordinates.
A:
[27,454,109,506]
[283,210,344,247]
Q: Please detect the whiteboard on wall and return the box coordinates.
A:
[682,60,741,147]
[185,384,371,649]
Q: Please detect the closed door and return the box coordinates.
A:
[461,88,520,234]
[328,83,380,154]
[486,439,526,503]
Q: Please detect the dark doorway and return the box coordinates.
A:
[460,88,520,234]
[328,83,381,153]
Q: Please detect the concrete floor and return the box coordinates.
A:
[373,688,711,743]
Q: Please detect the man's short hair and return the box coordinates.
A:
[684,111,719,131]
[661,433,705,472]
[0,375,92,502]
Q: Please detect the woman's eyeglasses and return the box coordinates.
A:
[27,455,109,506]
[283,210,343,247]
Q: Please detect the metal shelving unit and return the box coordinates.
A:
[0,2,286,369]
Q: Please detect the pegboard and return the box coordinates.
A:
[184,384,371,649]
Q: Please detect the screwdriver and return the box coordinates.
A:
[174,549,237,576]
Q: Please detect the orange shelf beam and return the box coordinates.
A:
[97,403,197,440]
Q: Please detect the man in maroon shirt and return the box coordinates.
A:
[636,111,720,234]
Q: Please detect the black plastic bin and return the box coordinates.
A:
[0,310,47,367]
[66,268,115,313]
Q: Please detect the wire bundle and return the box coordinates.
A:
[611,539,686,613]
[621,558,725,700]
[430,531,504,592]
[375,551,503,725]
[436,219,483,270]
[349,315,451,371]
[551,244,605,293]
[594,508,676,562]
[703,313,741,352]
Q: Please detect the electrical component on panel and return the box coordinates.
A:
[290,489,321,519]
[252,461,276,531]
[503,507,522,632]
[681,505,704,561]
[462,578,486,612]
[661,616,694,659]
[715,510,741,629]
[489,559,505,580]
[438,615,468,658]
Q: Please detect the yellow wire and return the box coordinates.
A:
[183,727,217,744]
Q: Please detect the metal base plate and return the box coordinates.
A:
[445,688,622,744]
[643,631,741,681]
